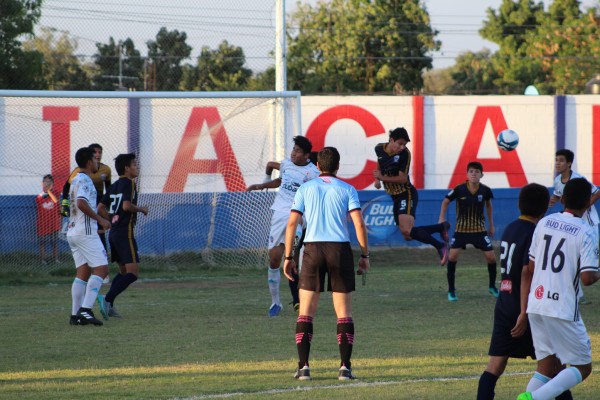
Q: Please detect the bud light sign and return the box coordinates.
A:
[362,195,397,240]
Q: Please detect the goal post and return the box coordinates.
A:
[0,90,302,272]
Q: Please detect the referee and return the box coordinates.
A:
[283,146,369,381]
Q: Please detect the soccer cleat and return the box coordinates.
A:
[448,291,458,301]
[97,294,109,320]
[488,287,499,298]
[516,392,533,400]
[441,221,451,243]
[69,315,81,325]
[438,244,449,266]
[108,304,122,318]
[338,365,356,380]
[294,365,311,380]
[76,307,103,326]
[268,303,283,317]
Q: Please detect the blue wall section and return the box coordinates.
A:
[1,189,562,255]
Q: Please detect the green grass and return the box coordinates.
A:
[1,248,600,399]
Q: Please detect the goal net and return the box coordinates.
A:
[0,90,301,272]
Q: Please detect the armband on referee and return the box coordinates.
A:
[360,253,370,259]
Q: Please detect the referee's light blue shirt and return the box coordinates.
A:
[291,175,362,242]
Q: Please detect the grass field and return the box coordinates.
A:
[2,247,600,400]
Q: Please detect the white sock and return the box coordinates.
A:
[71,278,87,315]
[82,275,104,309]
[526,371,550,392]
[268,267,281,305]
[532,367,582,400]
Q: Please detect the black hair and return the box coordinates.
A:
[309,151,318,165]
[467,161,484,172]
[114,153,137,175]
[556,149,574,164]
[88,143,103,152]
[563,178,591,210]
[75,147,95,169]
[293,136,312,154]
[317,147,340,174]
[42,174,54,182]
[389,127,410,143]
[519,183,550,218]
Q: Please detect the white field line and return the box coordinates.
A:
[172,371,531,399]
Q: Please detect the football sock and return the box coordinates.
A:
[71,278,87,315]
[268,267,281,305]
[526,371,550,392]
[296,315,313,369]
[556,390,574,400]
[477,371,498,400]
[289,271,300,305]
[82,275,104,309]
[410,226,444,249]
[105,273,138,304]
[419,222,445,235]
[487,263,497,288]
[447,261,457,292]
[532,367,582,399]
[337,317,354,369]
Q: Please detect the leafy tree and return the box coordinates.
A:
[449,49,501,94]
[180,40,252,91]
[287,0,439,94]
[0,0,45,89]
[93,37,144,91]
[23,27,91,90]
[147,27,191,91]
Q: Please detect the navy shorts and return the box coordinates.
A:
[391,186,418,224]
[450,232,493,251]
[299,242,355,293]
[108,229,140,264]
[488,307,535,359]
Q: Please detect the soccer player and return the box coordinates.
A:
[62,143,112,248]
[246,136,320,317]
[549,149,600,305]
[373,127,450,265]
[67,147,111,326]
[35,174,61,265]
[517,178,600,400]
[96,153,148,319]
[476,183,569,399]
[438,161,497,301]
[283,146,369,381]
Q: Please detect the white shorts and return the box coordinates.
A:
[528,313,592,365]
[268,210,303,250]
[67,235,109,268]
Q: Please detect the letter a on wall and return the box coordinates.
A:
[163,107,245,192]
[448,106,527,188]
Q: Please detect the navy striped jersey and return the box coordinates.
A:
[374,143,412,195]
[446,181,493,233]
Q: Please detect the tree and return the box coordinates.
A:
[0,0,45,89]
[93,37,144,91]
[23,27,91,90]
[287,0,439,94]
[147,28,191,91]
[449,49,501,94]
[180,40,252,91]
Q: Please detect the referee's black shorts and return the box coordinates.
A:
[299,242,355,293]
[488,308,535,359]
[109,229,140,264]
[391,186,418,224]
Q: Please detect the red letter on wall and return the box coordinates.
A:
[43,106,79,192]
[593,105,600,185]
[163,107,245,192]
[305,105,384,189]
[449,106,527,188]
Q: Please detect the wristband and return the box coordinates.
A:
[360,254,370,259]
[284,256,294,260]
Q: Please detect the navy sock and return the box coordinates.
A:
[105,273,138,304]
[410,227,443,249]
[447,261,457,292]
[419,222,444,235]
[556,390,573,400]
[337,317,354,369]
[487,263,497,288]
[296,315,313,369]
[477,371,498,400]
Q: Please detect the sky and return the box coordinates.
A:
[38,0,600,71]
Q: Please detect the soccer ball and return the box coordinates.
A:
[497,129,519,151]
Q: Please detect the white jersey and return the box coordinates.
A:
[270,159,320,212]
[67,173,98,236]
[553,171,599,226]
[527,211,599,321]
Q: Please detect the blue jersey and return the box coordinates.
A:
[291,175,361,242]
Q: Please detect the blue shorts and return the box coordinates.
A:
[450,232,493,251]
[108,229,140,264]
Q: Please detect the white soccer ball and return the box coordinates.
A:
[497,129,519,151]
